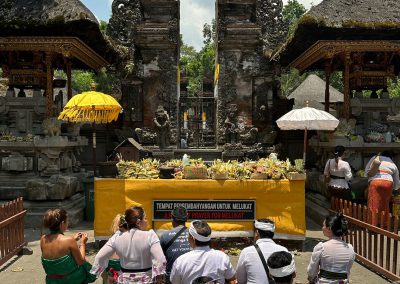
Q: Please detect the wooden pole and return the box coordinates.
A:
[45,53,53,118]
[303,127,307,167]
[66,60,72,100]
[343,52,351,119]
[324,60,331,112]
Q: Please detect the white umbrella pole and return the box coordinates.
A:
[303,128,307,167]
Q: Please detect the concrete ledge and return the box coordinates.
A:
[306,192,330,226]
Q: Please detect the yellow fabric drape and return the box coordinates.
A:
[94,179,305,239]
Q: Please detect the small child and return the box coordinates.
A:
[102,214,127,284]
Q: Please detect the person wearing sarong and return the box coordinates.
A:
[324,145,352,200]
[91,206,166,284]
[307,213,355,284]
[40,208,96,284]
[102,214,126,284]
[365,151,400,225]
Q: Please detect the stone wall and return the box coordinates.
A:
[108,0,180,145]
[216,0,287,145]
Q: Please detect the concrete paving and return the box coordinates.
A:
[0,219,391,283]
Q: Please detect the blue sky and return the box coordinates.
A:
[80,0,321,51]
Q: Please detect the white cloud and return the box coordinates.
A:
[180,0,214,51]
[180,0,322,51]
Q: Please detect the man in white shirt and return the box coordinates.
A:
[236,219,288,284]
[267,251,297,284]
[170,220,236,284]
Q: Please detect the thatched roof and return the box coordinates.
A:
[277,0,400,66]
[0,0,123,67]
[288,74,343,102]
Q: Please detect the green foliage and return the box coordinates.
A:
[99,20,108,33]
[282,0,306,38]
[388,78,400,98]
[71,70,94,93]
[180,20,216,96]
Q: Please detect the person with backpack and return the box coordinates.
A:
[160,206,191,283]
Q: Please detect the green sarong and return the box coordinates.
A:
[41,254,97,284]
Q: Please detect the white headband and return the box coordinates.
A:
[268,257,296,278]
[254,220,275,232]
[189,220,211,242]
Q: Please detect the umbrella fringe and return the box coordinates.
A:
[58,108,120,124]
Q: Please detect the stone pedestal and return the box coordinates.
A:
[23,193,85,228]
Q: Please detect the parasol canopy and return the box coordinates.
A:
[58,91,122,177]
[276,106,339,131]
[58,91,122,124]
[276,106,339,166]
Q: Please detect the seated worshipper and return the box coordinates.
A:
[307,213,355,284]
[267,251,296,284]
[102,214,127,284]
[170,220,236,284]
[365,150,400,225]
[236,219,288,284]
[91,206,166,284]
[324,145,352,200]
[40,208,96,284]
[160,206,190,283]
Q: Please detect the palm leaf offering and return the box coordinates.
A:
[116,155,304,180]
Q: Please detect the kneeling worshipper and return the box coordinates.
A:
[40,208,96,284]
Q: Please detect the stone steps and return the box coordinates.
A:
[306,191,330,226]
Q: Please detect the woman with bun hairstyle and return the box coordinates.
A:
[324,145,352,200]
[307,213,355,284]
[91,206,166,284]
[40,208,96,283]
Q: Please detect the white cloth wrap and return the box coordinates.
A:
[268,257,296,278]
[254,220,275,232]
[189,220,211,242]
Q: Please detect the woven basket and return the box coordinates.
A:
[184,166,208,179]
[286,172,306,180]
[212,172,229,180]
[250,172,269,180]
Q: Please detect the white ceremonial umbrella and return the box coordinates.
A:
[276,104,339,165]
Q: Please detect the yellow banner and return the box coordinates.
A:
[94,179,305,239]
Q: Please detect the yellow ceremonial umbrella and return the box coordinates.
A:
[58,90,122,176]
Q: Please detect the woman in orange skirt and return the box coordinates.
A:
[365,151,400,225]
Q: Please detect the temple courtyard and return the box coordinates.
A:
[0,218,389,284]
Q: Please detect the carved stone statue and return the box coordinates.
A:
[153,105,171,149]
[223,104,240,144]
[42,118,61,137]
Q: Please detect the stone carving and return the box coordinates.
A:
[240,127,259,145]
[153,105,171,149]
[134,127,157,145]
[333,118,357,137]
[26,175,78,200]
[223,104,240,144]
[2,152,33,172]
[256,0,287,56]
[107,0,142,45]
[42,118,61,137]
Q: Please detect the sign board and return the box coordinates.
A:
[153,200,255,221]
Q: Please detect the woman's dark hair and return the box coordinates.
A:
[256,218,275,239]
[123,206,145,230]
[334,145,345,158]
[325,212,348,237]
[43,208,67,232]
